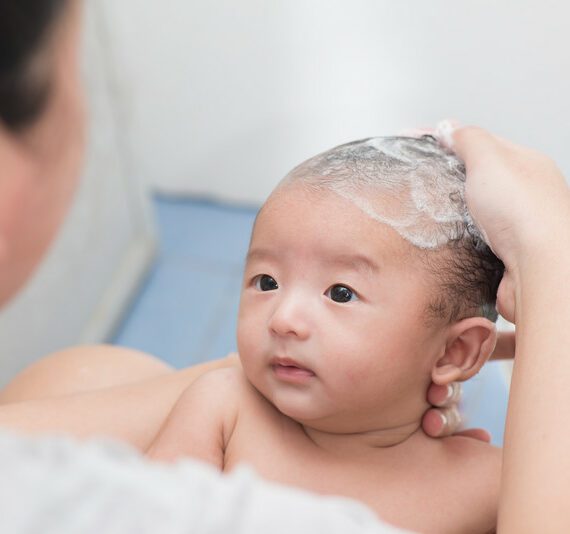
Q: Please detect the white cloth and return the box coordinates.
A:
[0,431,412,534]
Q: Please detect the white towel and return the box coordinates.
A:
[0,430,412,534]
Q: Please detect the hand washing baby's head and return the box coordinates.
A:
[237,136,504,441]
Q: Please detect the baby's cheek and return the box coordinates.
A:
[333,345,406,390]
[236,316,264,366]
[330,353,377,389]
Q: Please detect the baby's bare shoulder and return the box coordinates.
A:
[189,365,249,400]
[439,436,501,532]
[441,434,502,472]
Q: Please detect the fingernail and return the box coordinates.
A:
[437,411,448,434]
[449,406,461,428]
[432,383,455,407]
[434,119,460,149]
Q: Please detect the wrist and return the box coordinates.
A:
[506,218,570,272]
[496,189,570,271]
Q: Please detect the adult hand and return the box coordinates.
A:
[422,330,515,440]
[435,121,570,271]
[428,123,570,531]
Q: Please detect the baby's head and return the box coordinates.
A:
[237,136,504,435]
[283,136,504,324]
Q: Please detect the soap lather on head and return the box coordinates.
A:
[279,135,504,323]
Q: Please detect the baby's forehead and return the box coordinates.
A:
[273,136,484,251]
[251,185,420,264]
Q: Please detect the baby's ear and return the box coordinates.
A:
[431,317,497,386]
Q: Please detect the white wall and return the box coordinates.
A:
[104,0,570,205]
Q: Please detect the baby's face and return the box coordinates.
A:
[237,184,447,433]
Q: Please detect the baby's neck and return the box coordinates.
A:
[301,419,423,456]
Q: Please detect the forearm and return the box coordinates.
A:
[499,242,570,532]
[0,357,234,450]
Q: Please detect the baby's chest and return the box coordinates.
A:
[224,414,379,507]
[222,406,475,533]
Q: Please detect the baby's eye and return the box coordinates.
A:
[254,274,279,291]
[325,284,358,303]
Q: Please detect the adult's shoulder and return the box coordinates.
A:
[0,343,172,403]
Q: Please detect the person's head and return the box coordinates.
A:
[0,0,85,306]
[237,136,503,434]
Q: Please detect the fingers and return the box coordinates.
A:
[424,382,463,438]
[496,273,516,324]
[426,382,462,408]
[453,428,492,443]
[434,120,507,169]
[424,381,493,441]
[422,406,461,438]
[423,407,492,442]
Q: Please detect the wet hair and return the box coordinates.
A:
[281,136,505,323]
[0,0,67,130]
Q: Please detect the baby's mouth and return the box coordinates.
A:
[270,357,316,381]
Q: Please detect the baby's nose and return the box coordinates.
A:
[268,294,311,340]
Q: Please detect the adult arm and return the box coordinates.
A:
[439,122,570,533]
[0,352,237,451]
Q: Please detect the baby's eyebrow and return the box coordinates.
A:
[328,253,380,276]
[245,248,275,264]
[246,248,379,275]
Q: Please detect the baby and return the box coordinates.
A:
[147,136,503,534]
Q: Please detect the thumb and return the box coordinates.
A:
[434,120,503,170]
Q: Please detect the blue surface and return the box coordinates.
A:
[461,361,509,446]
[113,195,508,445]
[113,196,257,367]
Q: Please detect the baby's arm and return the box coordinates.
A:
[146,367,240,469]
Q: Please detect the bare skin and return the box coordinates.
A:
[0,331,512,453]
[0,345,238,451]
[148,366,500,534]
[148,185,503,533]
[0,0,566,526]
[436,121,570,533]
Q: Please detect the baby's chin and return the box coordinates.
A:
[255,386,370,434]
[245,364,425,435]
[248,374,334,425]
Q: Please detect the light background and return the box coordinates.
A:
[104,0,570,203]
[0,1,562,439]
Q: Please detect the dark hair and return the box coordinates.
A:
[0,0,67,130]
[282,136,505,323]
[419,237,504,323]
